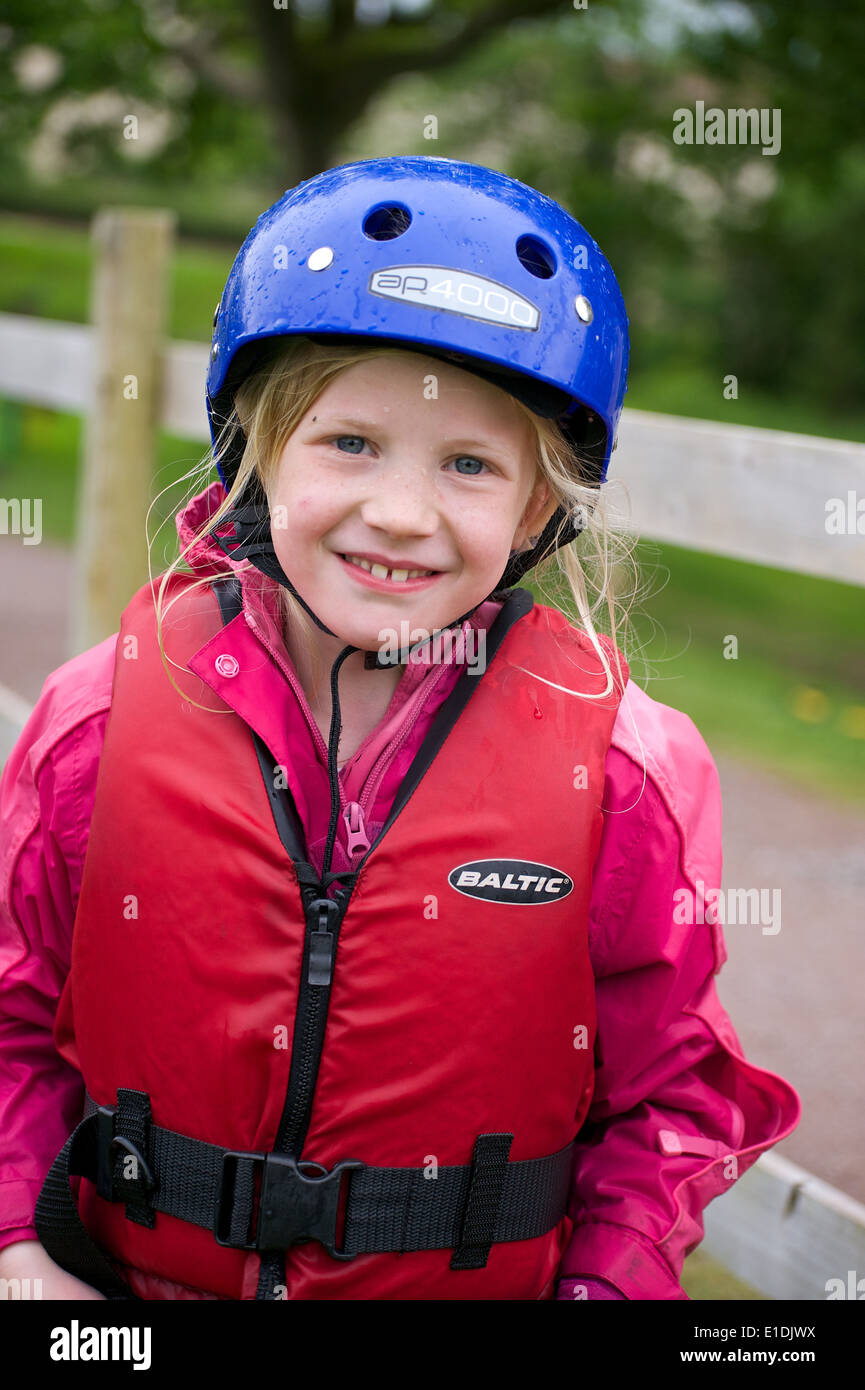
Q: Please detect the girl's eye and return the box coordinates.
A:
[332,435,368,454]
[449,455,490,476]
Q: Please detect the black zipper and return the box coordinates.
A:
[212,577,534,1298]
[275,895,341,1153]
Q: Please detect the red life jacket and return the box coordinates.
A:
[52,572,628,1300]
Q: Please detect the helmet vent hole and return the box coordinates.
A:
[363,203,412,241]
[516,235,556,279]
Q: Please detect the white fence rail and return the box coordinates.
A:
[702,1151,865,1301]
[613,409,865,587]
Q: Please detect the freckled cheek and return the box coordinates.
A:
[452,522,513,570]
[270,495,324,564]
[283,491,340,536]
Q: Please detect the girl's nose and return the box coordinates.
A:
[358,467,439,536]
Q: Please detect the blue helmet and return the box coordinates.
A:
[207,155,629,596]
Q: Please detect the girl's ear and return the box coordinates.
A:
[511,480,559,553]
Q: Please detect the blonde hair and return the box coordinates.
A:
[149,335,642,716]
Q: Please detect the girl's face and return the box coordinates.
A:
[268,351,557,655]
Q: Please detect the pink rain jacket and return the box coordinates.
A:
[0,482,801,1300]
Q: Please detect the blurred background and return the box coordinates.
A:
[0,0,863,1299]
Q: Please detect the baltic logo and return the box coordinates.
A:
[448,859,574,905]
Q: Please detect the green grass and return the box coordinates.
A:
[681,1247,770,1301]
[0,212,233,341]
[626,365,865,445]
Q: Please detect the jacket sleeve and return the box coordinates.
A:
[0,637,116,1254]
[556,684,802,1300]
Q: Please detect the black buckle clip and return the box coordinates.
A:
[95,1104,158,1203]
[215,1151,365,1259]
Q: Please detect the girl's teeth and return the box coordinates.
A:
[345,555,434,582]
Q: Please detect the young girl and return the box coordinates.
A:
[0,155,800,1301]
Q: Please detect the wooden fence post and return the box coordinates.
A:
[71,207,176,655]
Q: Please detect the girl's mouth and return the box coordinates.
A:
[337,553,445,592]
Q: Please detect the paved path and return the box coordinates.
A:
[710,751,865,1202]
[2,537,863,1202]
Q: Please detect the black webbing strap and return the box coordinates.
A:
[450,1132,514,1269]
[34,1088,575,1291]
[34,1111,139,1301]
[342,1135,569,1259]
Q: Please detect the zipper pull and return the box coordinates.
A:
[307,898,340,986]
[342,801,371,858]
